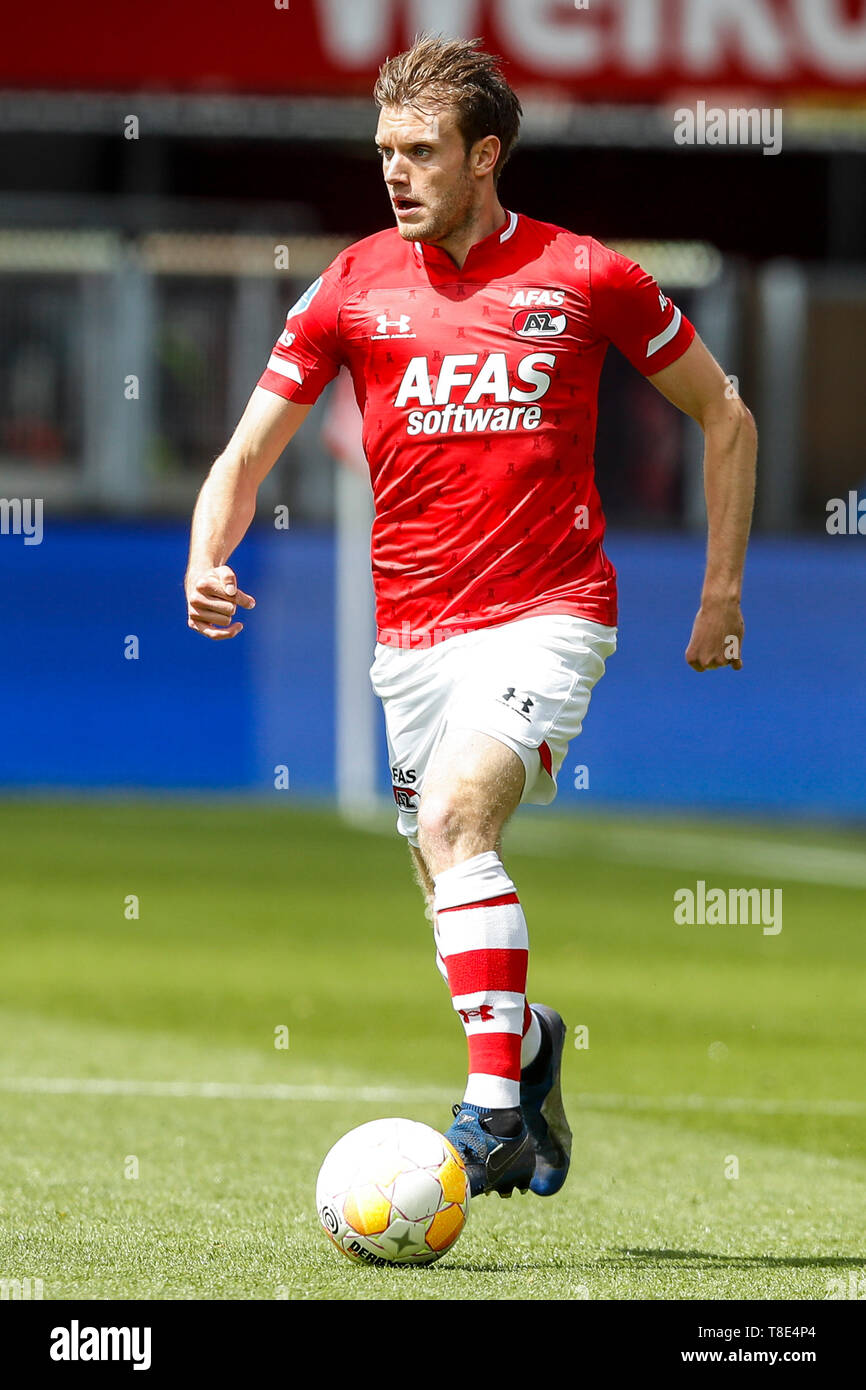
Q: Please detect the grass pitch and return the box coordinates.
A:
[0,800,864,1301]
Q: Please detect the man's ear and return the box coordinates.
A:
[472,134,501,179]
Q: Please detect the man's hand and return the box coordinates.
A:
[685,598,744,671]
[184,392,310,642]
[186,565,255,640]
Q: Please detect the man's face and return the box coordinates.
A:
[375,104,478,245]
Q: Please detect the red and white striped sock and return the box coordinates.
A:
[434,927,542,1076]
[433,851,538,1109]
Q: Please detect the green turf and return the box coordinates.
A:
[1,800,864,1300]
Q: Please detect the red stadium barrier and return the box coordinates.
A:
[3,0,866,97]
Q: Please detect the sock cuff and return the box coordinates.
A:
[432,851,516,912]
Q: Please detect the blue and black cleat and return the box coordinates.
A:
[520,1003,572,1196]
[444,1102,536,1198]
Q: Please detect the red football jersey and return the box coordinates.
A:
[258,212,695,647]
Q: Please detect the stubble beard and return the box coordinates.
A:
[396,165,477,246]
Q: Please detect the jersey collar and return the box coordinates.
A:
[412,210,520,279]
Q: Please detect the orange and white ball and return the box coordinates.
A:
[316,1118,469,1266]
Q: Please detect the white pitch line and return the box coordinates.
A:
[346,807,866,888]
[0,1076,446,1103]
[0,1076,862,1118]
[573,1091,866,1118]
[507,821,866,888]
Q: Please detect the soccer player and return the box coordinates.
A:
[185,36,756,1199]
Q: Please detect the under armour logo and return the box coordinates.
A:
[502,687,535,715]
[374,313,412,337]
[457,1005,495,1024]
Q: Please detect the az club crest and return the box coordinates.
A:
[513,308,567,337]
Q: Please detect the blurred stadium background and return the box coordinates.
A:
[1,0,864,816]
[2,0,866,1305]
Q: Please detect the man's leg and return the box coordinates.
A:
[416,728,523,877]
[407,728,547,1195]
[416,726,543,1101]
[379,616,612,1194]
[409,811,542,1068]
[408,842,435,921]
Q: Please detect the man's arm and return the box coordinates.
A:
[647,336,757,671]
[185,387,311,640]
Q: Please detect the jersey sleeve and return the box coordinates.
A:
[588,239,695,375]
[257,255,346,405]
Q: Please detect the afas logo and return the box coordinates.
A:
[509,288,565,307]
[513,308,567,337]
[396,351,556,437]
[510,288,568,336]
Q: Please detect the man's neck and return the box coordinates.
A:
[427,197,507,270]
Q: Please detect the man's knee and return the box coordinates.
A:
[417,731,524,871]
[416,789,461,855]
[416,787,498,868]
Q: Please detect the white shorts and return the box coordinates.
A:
[368,613,617,846]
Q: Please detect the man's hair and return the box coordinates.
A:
[374,34,522,184]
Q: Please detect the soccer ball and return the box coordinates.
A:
[316,1117,469,1266]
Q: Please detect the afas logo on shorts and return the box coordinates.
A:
[513,308,567,337]
[391,768,419,812]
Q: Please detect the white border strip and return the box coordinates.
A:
[265,354,303,383]
[646,304,682,357]
[499,210,519,243]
